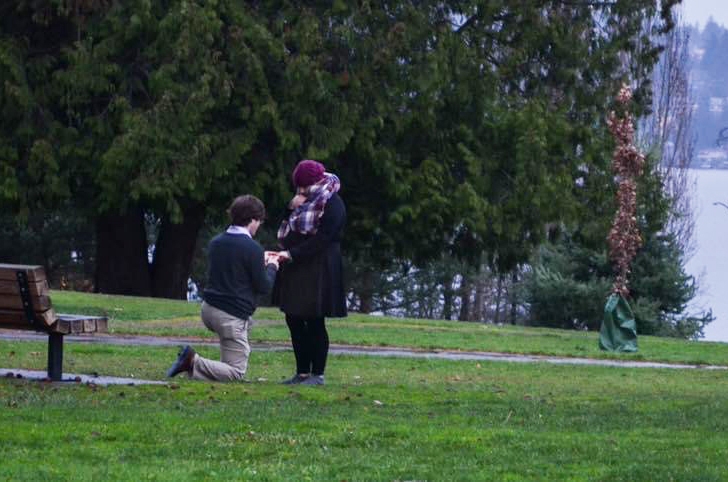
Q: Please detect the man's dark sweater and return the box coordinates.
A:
[203,231,276,320]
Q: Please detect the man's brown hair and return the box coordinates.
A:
[228,195,266,227]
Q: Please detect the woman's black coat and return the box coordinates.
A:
[271,192,347,318]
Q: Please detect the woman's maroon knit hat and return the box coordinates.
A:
[292,160,325,188]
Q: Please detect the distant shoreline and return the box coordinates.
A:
[691,166,728,170]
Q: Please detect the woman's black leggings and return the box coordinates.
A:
[285,314,329,376]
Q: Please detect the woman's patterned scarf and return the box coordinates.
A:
[277,173,340,242]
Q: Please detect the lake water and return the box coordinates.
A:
[686,169,728,342]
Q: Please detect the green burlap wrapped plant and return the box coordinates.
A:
[599,86,644,353]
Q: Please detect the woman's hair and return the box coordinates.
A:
[228,195,266,226]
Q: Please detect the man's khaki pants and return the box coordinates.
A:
[191,302,250,381]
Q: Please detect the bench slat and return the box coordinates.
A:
[96,317,108,332]
[0,308,57,328]
[0,316,29,329]
[0,311,108,334]
[0,279,49,297]
[0,293,53,312]
[53,315,108,334]
[0,264,46,282]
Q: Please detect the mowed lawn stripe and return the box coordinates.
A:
[1,343,727,481]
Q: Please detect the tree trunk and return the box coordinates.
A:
[151,203,206,299]
[95,207,152,296]
[473,276,484,322]
[458,274,471,321]
[494,274,503,324]
[509,271,519,325]
[442,283,453,320]
[358,268,374,314]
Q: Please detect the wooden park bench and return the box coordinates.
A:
[0,263,107,381]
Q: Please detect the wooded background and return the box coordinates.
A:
[0,0,712,338]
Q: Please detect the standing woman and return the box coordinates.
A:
[272,160,347,385]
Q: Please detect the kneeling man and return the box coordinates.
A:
[167,195,278,381]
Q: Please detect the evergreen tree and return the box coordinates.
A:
[0,1,680,300]
[521,154,713,339]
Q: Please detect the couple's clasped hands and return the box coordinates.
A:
[265,250,291,269]
[266,192,305,269]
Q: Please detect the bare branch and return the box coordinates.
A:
[637,13,697,259]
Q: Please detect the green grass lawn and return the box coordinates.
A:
[1,342,727,481]
[1,291,727,480]
[50,290,728,366]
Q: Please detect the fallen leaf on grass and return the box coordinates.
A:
[504,410,513,424]
[373,400,383,406]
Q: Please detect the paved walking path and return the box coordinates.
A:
[2,331,726,371]
[0,368,167,386]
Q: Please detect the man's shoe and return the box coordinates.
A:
[300,375,324,386]
[167,345,196,377]
[281,373,309,385]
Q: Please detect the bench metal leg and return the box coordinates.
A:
[47,333,64,381]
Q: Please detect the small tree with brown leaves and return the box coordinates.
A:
[607,86,646,298]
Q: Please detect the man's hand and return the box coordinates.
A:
[264,251,281,269]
